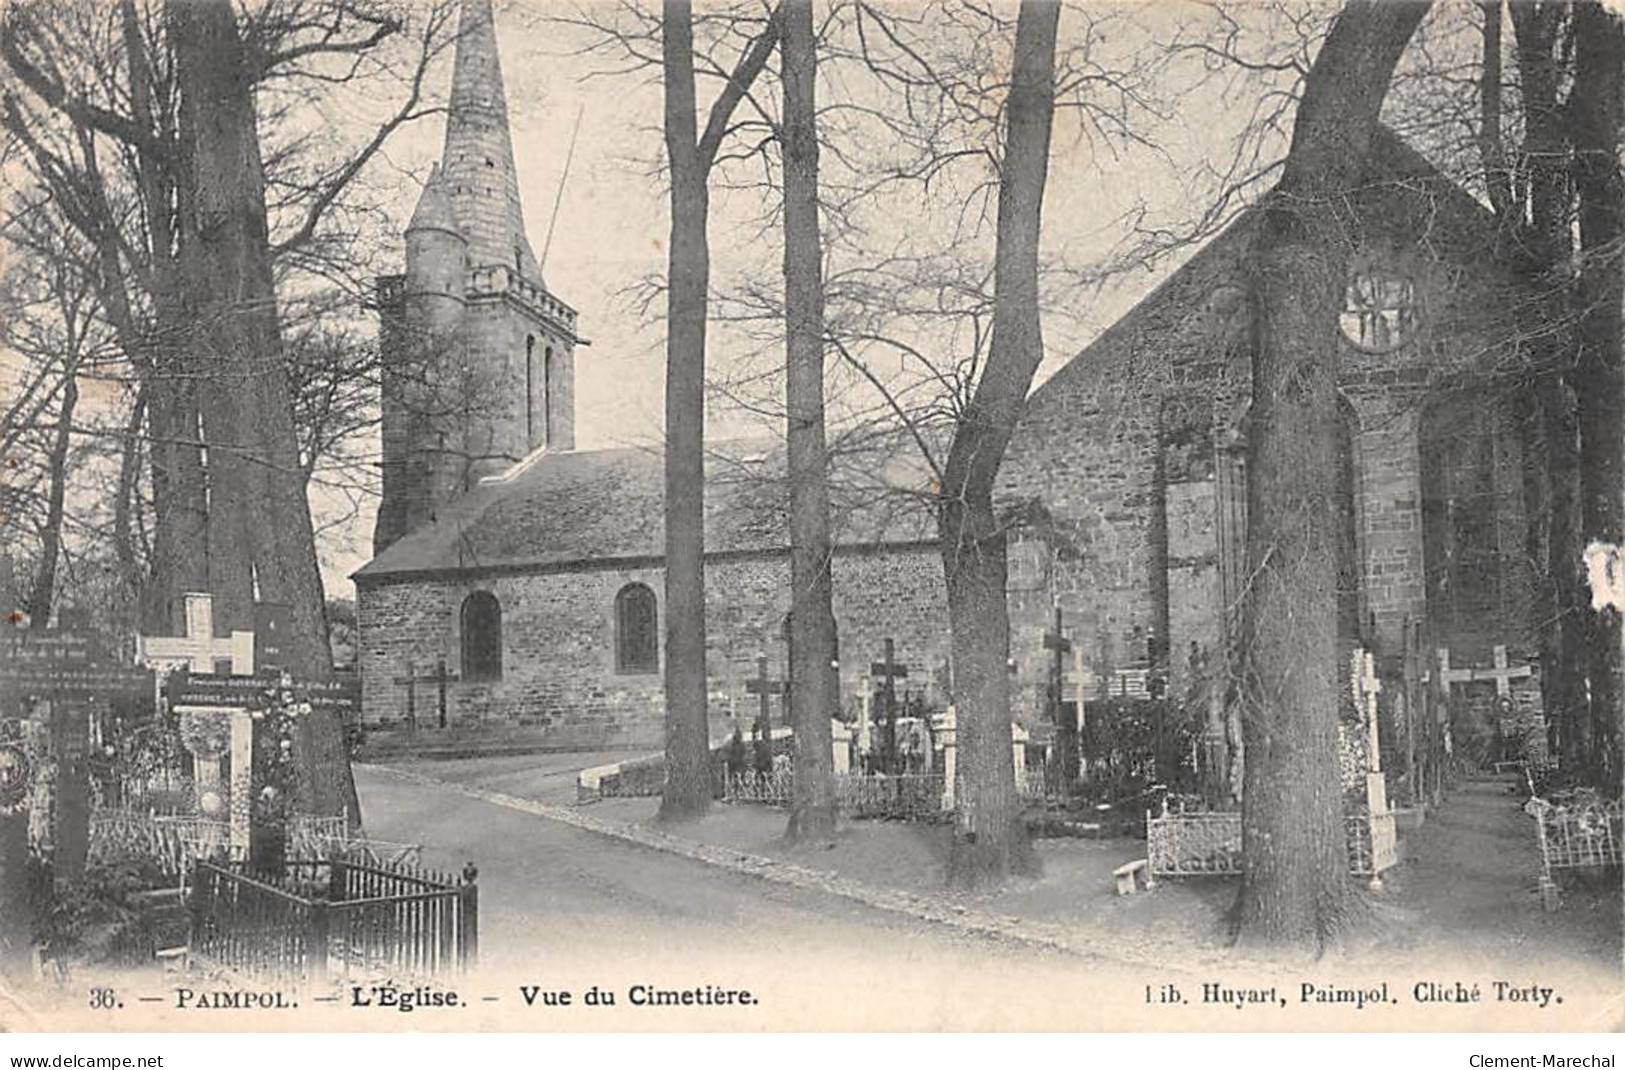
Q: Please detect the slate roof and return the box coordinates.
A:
[355,434,941,581]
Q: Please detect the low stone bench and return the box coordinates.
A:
[1113,857,1153,896]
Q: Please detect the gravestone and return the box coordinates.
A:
[744,655,786,740]
[831,719,853,775]
[0,628,155,881]
[1352,647,1397,888]
[930,708,1029,810]
[1436,644,1543,766]
[142,593,360,852]
[141,595,263,860]
[392,660,457,731]
[1043,607,1078,784]
[165,670,261,858]
[137,591,253,675]
[869,639,908,773]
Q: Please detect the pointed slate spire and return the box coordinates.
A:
[441,0,540,282]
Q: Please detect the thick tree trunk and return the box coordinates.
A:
[142,375,209,634]
[940,0,1057,890]
[1233,0,1427,950]
[657,0,714,822]
[1571,0,1624,792]
[113,387,146,629]
[1510,0,1588,778]
[1543,380,1588,773]
[781,0,837,844]
[120,0,204,637]
[170,0,355,823]
[654,2,779,822]
[27,371,77,625]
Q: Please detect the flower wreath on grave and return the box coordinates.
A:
[0,742,31,816]
[178,709,232,760]
[250,683,306,830]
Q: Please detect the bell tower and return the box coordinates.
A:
[373,0,579,556]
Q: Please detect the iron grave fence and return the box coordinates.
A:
[1524,794,1622,910]
[1146,803,1399,881]
[723,770,947,821]
[87,807,422,878]
[187,857,476,984]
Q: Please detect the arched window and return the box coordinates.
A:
[460,591,502,681]
[615,583,658,673]
[525,335,537,446]
[543,346,556,446]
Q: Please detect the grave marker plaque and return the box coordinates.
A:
[0,628,155,881]
[0,631,155,708]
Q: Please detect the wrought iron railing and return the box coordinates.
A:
[189,858,476,984]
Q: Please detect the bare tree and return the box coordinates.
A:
[656,0,781,822]
[2,0,454,824]
[931,0,1058,888]
[780,0,838,842]
[699,0,1169,877]
[1233,0,1428,950]
[2,0,451,637]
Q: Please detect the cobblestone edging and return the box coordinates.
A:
[367,764,1272,975]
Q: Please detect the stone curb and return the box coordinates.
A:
[368,763,1273,974]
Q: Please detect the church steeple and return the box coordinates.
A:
[371,0,581,558]
[441,0,540,284]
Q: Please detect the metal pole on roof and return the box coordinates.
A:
[539,103,584,276]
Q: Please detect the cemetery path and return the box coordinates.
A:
[1384,777,1621,981]
[350,764,1136,1030]
[350,764,1624,1031]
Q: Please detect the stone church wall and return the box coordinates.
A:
[357,545,951,750]
[998,167,1531,690]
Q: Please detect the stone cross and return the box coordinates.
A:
[744,654,786,738]
[869,639,908,773]
[1435,644,1532,699]
[1352,647,1382,772]
[392,659,458,730]
[830,718,853,775]
[138,592,254,675]
[142,600,259,859]
[1043,607,1077,781]
[1349,647,1392,838]
[1043,607,1072,703]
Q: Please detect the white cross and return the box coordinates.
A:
[137,592,255,675]
[1436,644,1531,699]
[1351,648,1382,771]
[1072,644,1089,732]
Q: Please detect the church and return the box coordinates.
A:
[355,0,1545,775]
